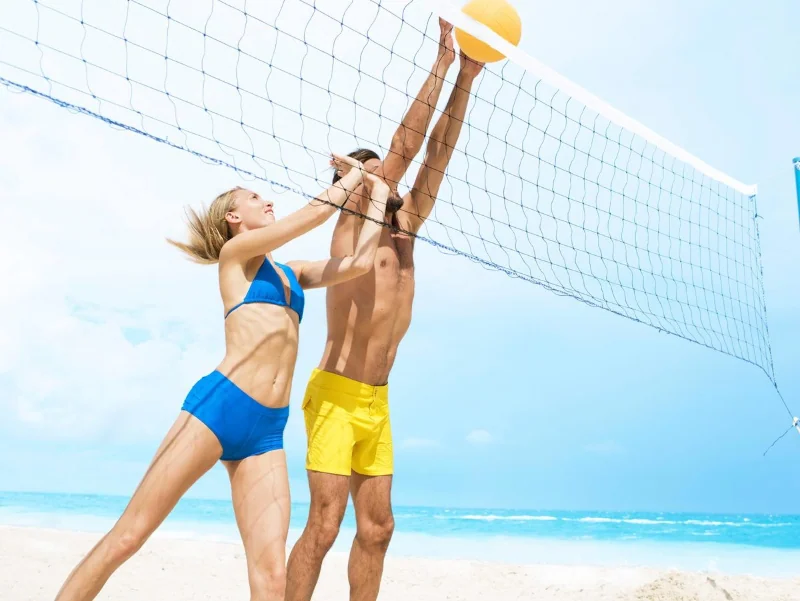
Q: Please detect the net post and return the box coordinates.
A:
[794,157,800,231]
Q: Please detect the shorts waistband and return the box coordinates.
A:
[307,368,388,399]
[192,370,289,417]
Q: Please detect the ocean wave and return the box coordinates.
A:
[623,518,678,525]
[563,517,660,524]
[388,512,793,529]
[683,520,793,528]
[562,517,793,528]
[685,520,729,527]
[691,530,720,536]
[433,514,558,522]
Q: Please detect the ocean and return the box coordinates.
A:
[2,491,798,577]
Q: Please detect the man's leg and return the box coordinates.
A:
[347,473,394,601]
[288,370,359,601]
[284,471,350,601]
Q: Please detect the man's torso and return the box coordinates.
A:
[318,213,416,386]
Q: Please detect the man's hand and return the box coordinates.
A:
[458,50,484,81]
[436,18,456,71]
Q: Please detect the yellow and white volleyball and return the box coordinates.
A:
[454,0,522,64]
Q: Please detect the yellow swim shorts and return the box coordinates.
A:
[302,368,393,477]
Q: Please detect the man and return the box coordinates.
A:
[285,18,484,601]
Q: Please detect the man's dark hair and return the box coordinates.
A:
[332,147,402,218]
[332,148,381,184]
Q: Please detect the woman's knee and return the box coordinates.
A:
[250,560,286,601]
[106,523,150,564]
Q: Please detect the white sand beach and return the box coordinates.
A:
[2,526,797,601]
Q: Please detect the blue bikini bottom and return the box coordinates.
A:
[182,371,289,461]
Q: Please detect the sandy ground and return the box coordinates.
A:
[2,526,797,600]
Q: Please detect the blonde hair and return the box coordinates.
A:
[167,187,241,264]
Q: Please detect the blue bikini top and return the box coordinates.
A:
[225,258,305,322]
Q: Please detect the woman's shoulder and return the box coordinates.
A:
[219,253,264,284]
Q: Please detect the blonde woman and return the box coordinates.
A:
[54,154,390,601]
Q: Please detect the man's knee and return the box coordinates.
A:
[306,514,342,555]
[357,515,395,551]
[250,560,286,601]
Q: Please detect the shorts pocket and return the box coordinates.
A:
[308,397,352,422]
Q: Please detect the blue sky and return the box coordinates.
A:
[0,0,798,514]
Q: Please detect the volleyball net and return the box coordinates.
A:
[0,0,778,386]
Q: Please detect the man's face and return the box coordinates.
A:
[361,158,404,216]
[363,157,382,175]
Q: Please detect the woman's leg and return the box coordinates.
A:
[54,411,222,601]
[225,449,291,601]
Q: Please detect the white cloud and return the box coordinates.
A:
[0,93,237,443]
[0,79,504,447]
[399,438,440,450]
[466,429,493,445]
[0,0,601,449]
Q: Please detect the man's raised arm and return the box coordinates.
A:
[381,18,456,189]
[399,51,484,235]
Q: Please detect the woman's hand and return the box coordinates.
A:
[330,153,367,182]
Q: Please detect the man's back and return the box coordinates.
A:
[318,211,416,386]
